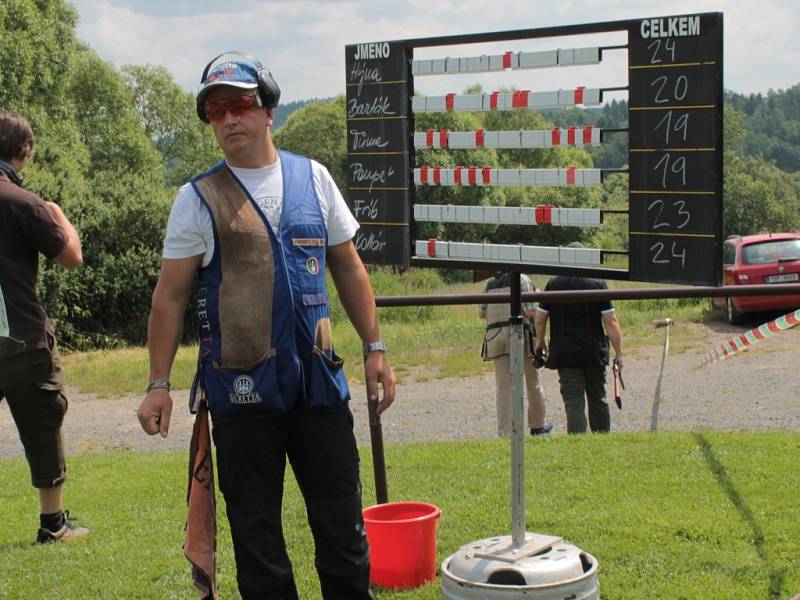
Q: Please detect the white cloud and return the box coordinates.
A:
[69,0,800,101]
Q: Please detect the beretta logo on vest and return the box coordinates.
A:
[231,375,263,404]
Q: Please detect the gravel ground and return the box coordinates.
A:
[1,321,798,459]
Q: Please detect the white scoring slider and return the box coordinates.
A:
[413,205,602,227]
[413,167,603,188]
[411,47,600,76]
[413,127,602,150]
[410,88,602,113]
[414,240,603,265]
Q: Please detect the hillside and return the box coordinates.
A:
[727,84,800,172]
[273,97,332,129]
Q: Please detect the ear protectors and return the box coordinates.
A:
[196,50,281,122]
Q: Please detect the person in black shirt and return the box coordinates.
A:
[533,275,623,433]
[0,112,87,543]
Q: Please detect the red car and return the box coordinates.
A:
[712,232,800,324]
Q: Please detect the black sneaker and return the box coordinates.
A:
[530,422,555,436]
[36,511,90,544]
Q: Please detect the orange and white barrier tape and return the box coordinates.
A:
[696,308,800,368]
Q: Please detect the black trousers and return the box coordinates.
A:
[212,403,372,600]
[0,341,68,488]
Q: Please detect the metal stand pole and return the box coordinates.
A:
[650,318,673,433]
[509,272,525,547]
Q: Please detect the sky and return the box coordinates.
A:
[67,0,800,104]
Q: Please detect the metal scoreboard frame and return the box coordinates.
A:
[344,13,724,286]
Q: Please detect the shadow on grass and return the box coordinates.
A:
[694,433,786,599]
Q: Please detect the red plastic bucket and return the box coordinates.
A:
[362,501,442,589]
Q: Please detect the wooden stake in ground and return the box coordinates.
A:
[650,318,673,433]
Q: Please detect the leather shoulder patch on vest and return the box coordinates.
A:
[195,167,276,370]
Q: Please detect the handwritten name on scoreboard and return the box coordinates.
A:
[345,42,411,265]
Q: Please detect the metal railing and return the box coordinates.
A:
[375,283,800,307]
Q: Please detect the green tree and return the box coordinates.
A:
[722,105,800,236]
[0,0,79,112]
[122,64,220,187]
[273,95,348,190]
[727,84,800,172]
[1,0,177,348]
[40,173,172,347]
[724,155,785,236]
[724,104,747,153]
[66,50,162,177]
[0,0,90,205]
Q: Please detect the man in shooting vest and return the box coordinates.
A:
[136,52,395,600]
[479,272,553,437]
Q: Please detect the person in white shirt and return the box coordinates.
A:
[136,52,394,600]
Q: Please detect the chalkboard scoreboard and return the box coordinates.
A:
[344,13,724,286]
[627,14,723,285]
[345,42,412,265]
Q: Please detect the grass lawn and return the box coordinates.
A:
[1,431,797,599]
[61,275,714,397]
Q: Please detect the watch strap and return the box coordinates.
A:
[147,378,171,392]
[362,340,387,356]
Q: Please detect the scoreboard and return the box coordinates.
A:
[344,13,724,285]
[627,14,723,285]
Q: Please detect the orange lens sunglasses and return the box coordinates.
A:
[204,94,261,122]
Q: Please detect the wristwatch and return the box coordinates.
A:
[362,340,387,358]
[146,378,171,392]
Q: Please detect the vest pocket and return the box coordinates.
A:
[291,237,326,294]
[203,354,293,420]
[307,347,350,409]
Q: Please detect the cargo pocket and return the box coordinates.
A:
[204,354,288,421]
[308,347,350,409]
[308,317,350,408]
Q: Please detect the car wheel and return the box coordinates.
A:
[726,297,744,325]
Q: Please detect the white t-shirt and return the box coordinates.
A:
[163,156,358,267]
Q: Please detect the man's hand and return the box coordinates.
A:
[532,337,548,369]
[136,388,173,438]
[365,352,396,415]
[532,347,547,369]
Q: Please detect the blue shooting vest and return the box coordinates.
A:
[191,150,350,420]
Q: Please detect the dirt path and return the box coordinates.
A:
[1,321,798,459]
